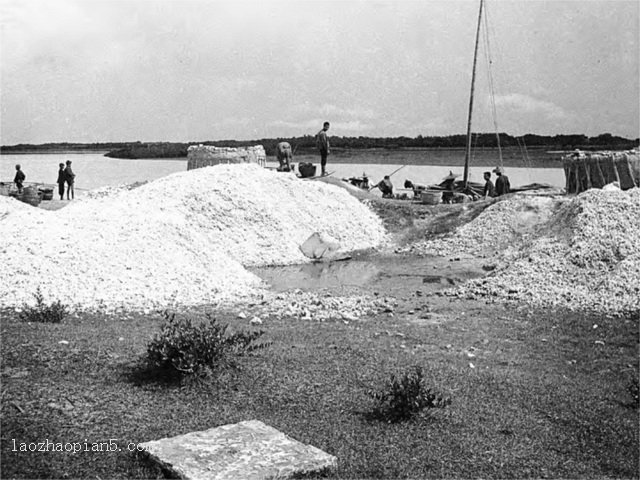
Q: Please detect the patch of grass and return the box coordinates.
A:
[18,287,68,324]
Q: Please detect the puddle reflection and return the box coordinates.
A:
[252,260,380,291]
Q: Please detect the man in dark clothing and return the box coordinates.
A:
[64,160,76,200]
[56,163,66,200]
[493,166,510,196]
[483,171,496,199]
[371,175,394,198]
[316,121,330,176]
[14,164,25,193]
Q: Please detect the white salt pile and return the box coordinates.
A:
[411,188,640,315]
[401,195,559,257]
[0,164,387,312]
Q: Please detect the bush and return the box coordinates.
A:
[146,312,270,378]
[367,366,451,423]
[19,288,68,323]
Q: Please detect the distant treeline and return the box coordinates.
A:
[1,133,637,159]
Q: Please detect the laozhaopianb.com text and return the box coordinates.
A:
[11,439,149,453]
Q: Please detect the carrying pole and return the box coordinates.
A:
[463,0,484,189]
[387,164,407,178]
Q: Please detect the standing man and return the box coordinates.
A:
[64,160,76,200]
[14,164,26,193]
[493,166,510,196]
[56,163,66,200]
[316,121,330,176]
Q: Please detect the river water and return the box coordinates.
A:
[0,152,566,195]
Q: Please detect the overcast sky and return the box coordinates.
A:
[1,0,638,144]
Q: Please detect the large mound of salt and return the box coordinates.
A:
[0,164,386,312]
[457,188,640,315]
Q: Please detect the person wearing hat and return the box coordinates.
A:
[493,166,510,196]
[14,164,25,193]
[441,170,461,191]
[64,160,76,200]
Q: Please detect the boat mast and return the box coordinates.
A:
[463,0,484,189]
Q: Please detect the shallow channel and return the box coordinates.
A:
[250,254,487,296]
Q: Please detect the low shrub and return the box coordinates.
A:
[366,365,451,423]
[19,287,68,324]
[146,312,270,378]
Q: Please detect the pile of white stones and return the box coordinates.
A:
[0,164,387,313]
[405,189,640,316]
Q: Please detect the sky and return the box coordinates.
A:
[0,0,638,144]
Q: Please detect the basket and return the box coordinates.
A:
[21,186,42,207]
[420,190,442,205]
[39,188,54,201]
[298,163,317,178]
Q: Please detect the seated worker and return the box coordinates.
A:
[483,171,496,199]
[371,175,394,198]
[348,172,370,189]
[275,142,293,172]
[493,166,511,196]
[404,179,427,198]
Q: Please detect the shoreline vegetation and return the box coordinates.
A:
[1,133,638,160]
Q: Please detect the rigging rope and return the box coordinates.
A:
[517,136,535,183]
[481,1,503,167]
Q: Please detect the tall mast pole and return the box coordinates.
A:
[463,0,484,189]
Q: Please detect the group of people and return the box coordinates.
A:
[276,122,513,205]
[275,121,332,176]
[57,160,76,200]
[482,166,510,199]
[10,160,76,200]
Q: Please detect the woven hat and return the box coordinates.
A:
[493,166,504,174]
[442,170,461,181]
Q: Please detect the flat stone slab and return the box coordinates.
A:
[140,419,337,480]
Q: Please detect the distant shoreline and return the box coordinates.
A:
[0,149,111,155]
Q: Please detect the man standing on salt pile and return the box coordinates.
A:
[64,160,76,200]
[14,164,25,193]
[493,166,510,196]
[316,121,330,176]
[56,163,66,200]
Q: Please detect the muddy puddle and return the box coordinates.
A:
[251,254,487,295]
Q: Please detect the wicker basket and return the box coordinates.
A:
[420,190,442,205]
[39,188,54,201]
[298,163,317,178]
[21,186,42,207]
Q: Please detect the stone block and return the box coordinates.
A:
[140,419,336,480]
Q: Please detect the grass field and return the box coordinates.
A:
[1,295,638,479]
